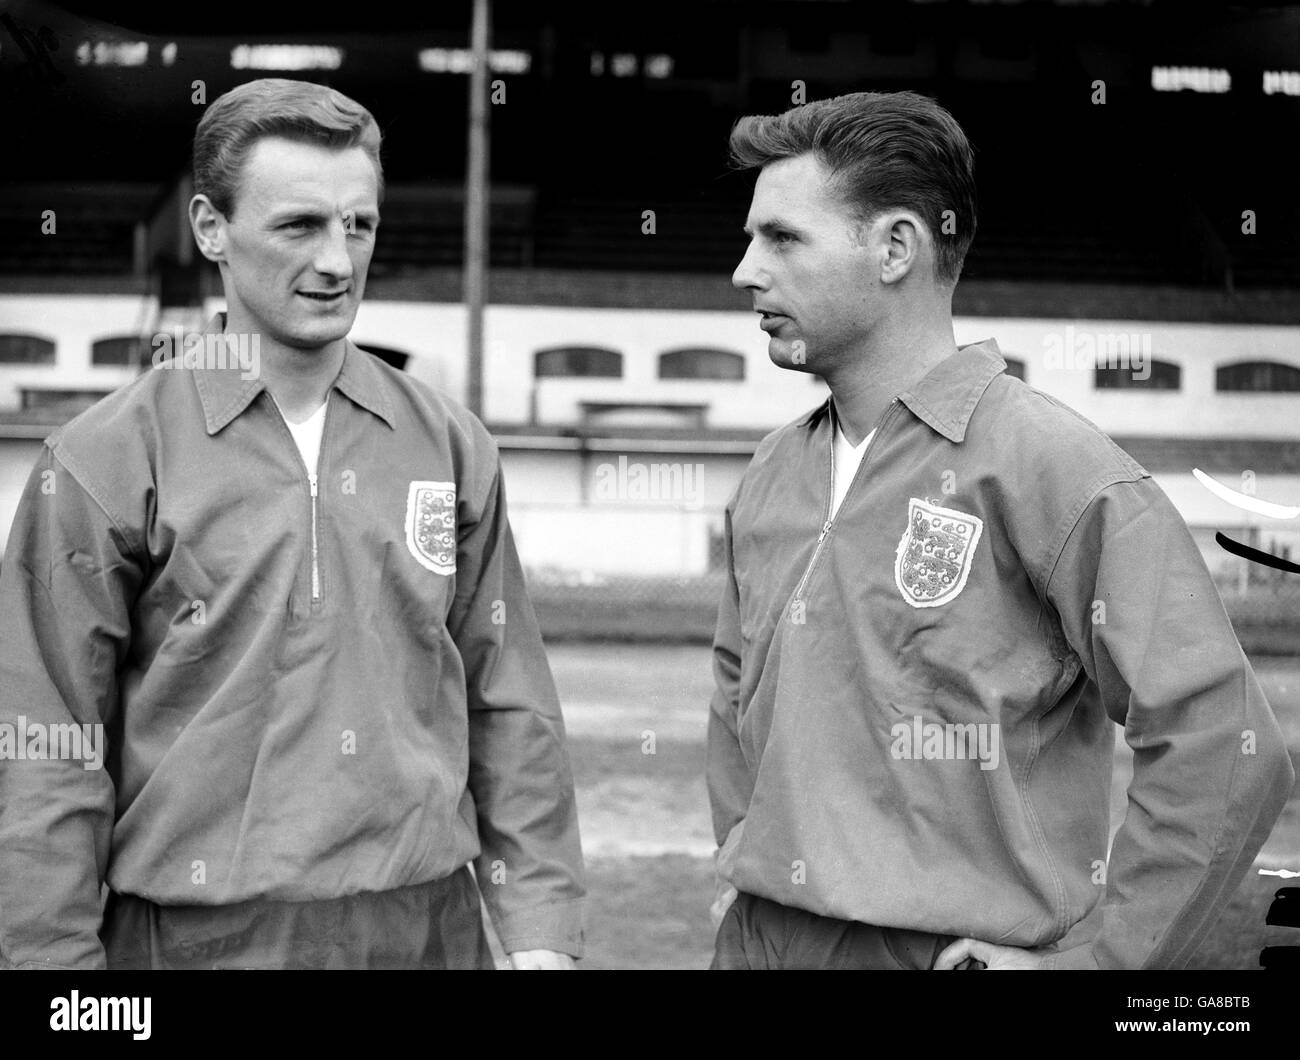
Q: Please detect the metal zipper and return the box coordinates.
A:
[270,391,330,610]
[308,397,332,607]
[309,473,320,602]
[791,398,901,602]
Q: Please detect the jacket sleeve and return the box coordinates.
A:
[1042,476,1295,969]
[446,455,586,958]
[707,502,752,855]
[0,445,142,969]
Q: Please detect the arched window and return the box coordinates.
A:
[1096,359,1181,390]
[92,335,150,367]
[1002,357,1026,381]
[0,334,55,365]
[658,347,745,381]
[534,346,622,379]
[1216,361,1300,393]
[357,344,411,372]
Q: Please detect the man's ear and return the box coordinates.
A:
[189,194,228,263]
[877,210,927,286]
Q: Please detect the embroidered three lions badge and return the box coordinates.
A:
[406,481,457,575]
[894,498,983,608]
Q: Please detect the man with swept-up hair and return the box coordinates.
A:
[0,78,584,970]
[707,90,1293,970]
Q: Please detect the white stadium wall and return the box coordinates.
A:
[5,295,1298,439]
[0,439,46,557]
[0,294,159,409]
[960,318,1300,439]
[2,295,1298,574]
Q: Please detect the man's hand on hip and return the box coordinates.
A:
[934,937,1047,970]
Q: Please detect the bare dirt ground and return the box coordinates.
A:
[537,644,1300,970]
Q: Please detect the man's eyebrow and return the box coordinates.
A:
[267,206,380,223]
[267,206,330,222]
[742,220,801,237]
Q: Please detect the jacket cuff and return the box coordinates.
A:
[4,955,104,971]
[493,897,585,958]
[1040,902,1105,969]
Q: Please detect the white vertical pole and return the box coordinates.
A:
[464,0,491,418]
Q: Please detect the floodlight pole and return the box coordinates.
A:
[463,0,491,418]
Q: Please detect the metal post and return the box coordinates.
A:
[133,221,147,278]
[463,0,491,418]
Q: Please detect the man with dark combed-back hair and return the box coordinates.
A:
[707,90,1292,970]
[0,78,585,970]
[192,77,386,216]
[727,91,977,285]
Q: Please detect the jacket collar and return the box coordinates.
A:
[192,313,396,435]
[801,338,1008,444]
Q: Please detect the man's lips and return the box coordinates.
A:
[757,311,789,333]
[298,290,348,303]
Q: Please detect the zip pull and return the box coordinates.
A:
[817,519,832,542]
[309,474,318,498]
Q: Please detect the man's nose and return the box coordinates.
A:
[313,219,355,281]
[732,240,764,291]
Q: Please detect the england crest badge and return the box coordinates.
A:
[893,498,983,608]
[406,481,457,575]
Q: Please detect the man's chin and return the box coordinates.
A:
[767,339,813,373]
[281,314,356,351]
